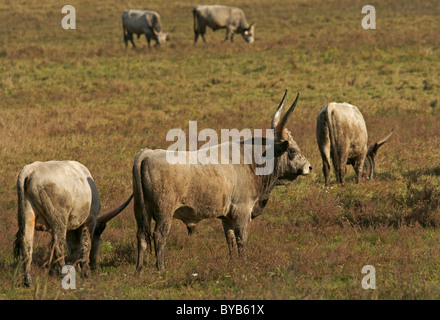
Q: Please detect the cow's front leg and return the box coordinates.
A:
[233,207,252,262]
[66,230,80,266]
[224,27,233,42]
[221,218,236,259]
[145,33,151,48]
[353,155,366,184]
[78,222,93,278]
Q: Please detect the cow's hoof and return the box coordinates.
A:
[24,274,32,287]
[81,267,91,278]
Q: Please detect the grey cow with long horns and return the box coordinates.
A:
[316,102,394,186]
[14,160,133,286]
[132,90,311,272]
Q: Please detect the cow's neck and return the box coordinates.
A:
[238,18,249,31]
[251,158,283,219]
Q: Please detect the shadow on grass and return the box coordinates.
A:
[403,166,440,182]
[99,242,137,268]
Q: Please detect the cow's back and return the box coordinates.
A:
[195,5,240,28]
[24,160,96,230]
[122,10,160,33]
[326,103,368,158]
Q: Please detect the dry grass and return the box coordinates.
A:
[1,0,440,300]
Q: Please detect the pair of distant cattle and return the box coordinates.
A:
[122,5,256,48]
[14,92,392,286]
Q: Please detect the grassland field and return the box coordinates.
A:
[0,0,440,300]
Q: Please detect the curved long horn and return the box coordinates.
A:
[97,194,133,225]
[271,89,288,129]
[275,92,300,140]
[376,128,394,147]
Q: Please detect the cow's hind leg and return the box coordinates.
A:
[134,204,152,274]
[49,226,66,276]
[199,24,207,43]
[17,209,35,287]
[338,152,348,186]
[319,146,331,187]
[194,28,200,43]
[153,214,172,271]
[126,32,135,48]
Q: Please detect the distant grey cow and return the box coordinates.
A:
[122,10,168,48]
[133,90,311,272]
[14,160,133,287]
[316,102,394,186]
[193,5,256,43]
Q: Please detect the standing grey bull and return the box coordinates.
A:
[122,10,168,48]
[133,90,311,272]
[316,102,394,186]
[14,160,133,287]
[193,5,256,43]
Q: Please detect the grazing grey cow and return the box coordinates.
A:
[193,5,256,43]
[316,102,394,186]
[133,90,311,272]
[14,160,133,287]
[122,10,168,48]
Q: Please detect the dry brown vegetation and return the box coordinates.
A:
[1,0,440,300]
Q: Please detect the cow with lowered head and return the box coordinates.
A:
[316,102,394,186]
[122,10,169,48]
[193,5,256,43]
[14,160,133,286]
[132,90,311,272]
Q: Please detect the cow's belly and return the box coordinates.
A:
[31,211,51,232]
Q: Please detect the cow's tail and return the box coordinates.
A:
[326,106,340,175]
[122,19,127,39]
[193,8,198,34]
[133,149,153,252]
[14,166,31,259]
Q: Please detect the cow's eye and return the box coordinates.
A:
[288,148,296,159]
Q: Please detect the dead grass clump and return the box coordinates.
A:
[401,183,440,227]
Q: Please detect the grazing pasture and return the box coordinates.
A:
[0,0,439,299]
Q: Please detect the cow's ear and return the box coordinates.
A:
[274,140,289,157]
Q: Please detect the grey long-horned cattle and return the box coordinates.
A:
[193,5,256,43]
[316,102,394,186]
[14,160,133,287]
[122,10,168,48]
[133,90,311,272]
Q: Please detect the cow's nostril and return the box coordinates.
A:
[309,166,313,171]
